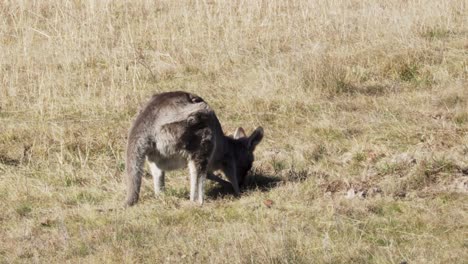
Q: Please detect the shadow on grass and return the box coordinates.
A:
[206,170,282,200]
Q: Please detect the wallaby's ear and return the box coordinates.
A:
[233,127,246,139]
[248,126,264,151]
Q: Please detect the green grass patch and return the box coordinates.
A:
[15,202,32,217]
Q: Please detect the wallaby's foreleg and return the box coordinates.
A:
[148,159,165,196]
[207,173,231,187]
[223,162,240,196]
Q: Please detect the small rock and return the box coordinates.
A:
[391,153,416,165]
[395,191,406,198]
[345,188,355,199]
[454,178,468,193]
[368,187,382,197]
[263,199,274,208]
[356,190,366,199]
[40,218,53,227]
[461,167,468,175]
[341,153,354,164]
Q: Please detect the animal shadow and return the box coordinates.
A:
[206,170,282,199]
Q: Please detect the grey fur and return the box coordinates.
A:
[125,91,264,206]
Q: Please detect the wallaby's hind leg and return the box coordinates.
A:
[188,160,207,204]
[148,159,165,196]
[185,117,214,205]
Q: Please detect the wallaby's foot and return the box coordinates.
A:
[125,199,137,208]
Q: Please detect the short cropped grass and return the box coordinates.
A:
[1,1,467,263]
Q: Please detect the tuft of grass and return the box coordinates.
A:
[15,203,32,217]
[399,62,420,82]
[421,27,453,40]
[405,157,460,191]
[165,187,190,199]
[454,112,468,125]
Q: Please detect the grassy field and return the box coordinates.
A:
[1,0,467,263]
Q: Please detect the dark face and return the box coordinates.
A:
[234,142,254,188]
[231,126,264,189]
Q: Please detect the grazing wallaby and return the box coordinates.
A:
[125,91,264,206]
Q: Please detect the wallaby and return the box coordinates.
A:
[125,91,264,206]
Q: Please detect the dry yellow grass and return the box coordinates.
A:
[1,0,467,263]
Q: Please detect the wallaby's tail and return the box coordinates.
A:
[125,133,148,207]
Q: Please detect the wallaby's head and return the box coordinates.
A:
[230,126,264,188]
